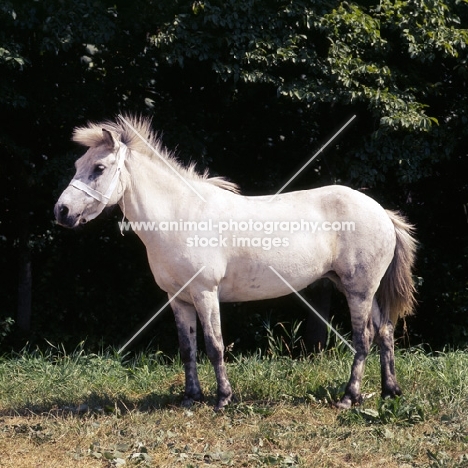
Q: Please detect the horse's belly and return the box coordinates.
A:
[217,261,325,302]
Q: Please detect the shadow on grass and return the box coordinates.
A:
[0,390,185,417]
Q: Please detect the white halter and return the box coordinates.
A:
[70,144,127,205]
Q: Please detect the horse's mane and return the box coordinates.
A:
[72,114,240,193]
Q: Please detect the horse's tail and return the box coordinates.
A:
[377,210,418,325]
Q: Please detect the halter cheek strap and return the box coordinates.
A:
[70,145,127,205]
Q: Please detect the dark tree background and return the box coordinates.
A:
[1,0,467,353]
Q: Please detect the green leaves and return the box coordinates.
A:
[338,396,425,426]
[0,46,27,70]
[151,0,321,83]
[382,0,468,61]
[87,441,152,466]
[152,0,466,173]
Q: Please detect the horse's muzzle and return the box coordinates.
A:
[54,203,83,228]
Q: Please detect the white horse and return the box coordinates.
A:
[54,115,417,410]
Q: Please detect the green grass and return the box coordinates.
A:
[0,345,467,467]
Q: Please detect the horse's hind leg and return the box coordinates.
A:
[336,293,375,409]
[171,298,204,406]
[373,311,402,399]
[192,290,233,411]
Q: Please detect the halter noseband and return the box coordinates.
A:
[70,144,127,205]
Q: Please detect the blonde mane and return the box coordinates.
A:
[72,114,240,193]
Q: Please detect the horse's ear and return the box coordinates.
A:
[102,128,119,150]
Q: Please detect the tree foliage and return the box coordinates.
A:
[0,0,467,351]
[154,0,468,186]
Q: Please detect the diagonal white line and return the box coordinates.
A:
[268,115,356,202]
[118,266,206,354]
[268,266,356,354]
[118,114,207,202]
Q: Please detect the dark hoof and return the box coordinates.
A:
[381,385,402,400]
[214,393,236,412]
[333,393,363,410]
[181,393,204,408]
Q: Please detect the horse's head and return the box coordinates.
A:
[54,128,127,228]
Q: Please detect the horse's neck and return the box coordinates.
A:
[119,154,190,223]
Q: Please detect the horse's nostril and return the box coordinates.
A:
[54,204,69,223]
[60,205,69,216]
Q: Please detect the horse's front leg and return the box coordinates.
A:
[171,298,204,406]
[192,289,233,411]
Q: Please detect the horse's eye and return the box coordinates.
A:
[88,164,105,181]
[94,164,105,174]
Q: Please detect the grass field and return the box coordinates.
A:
[0,344,467,467]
